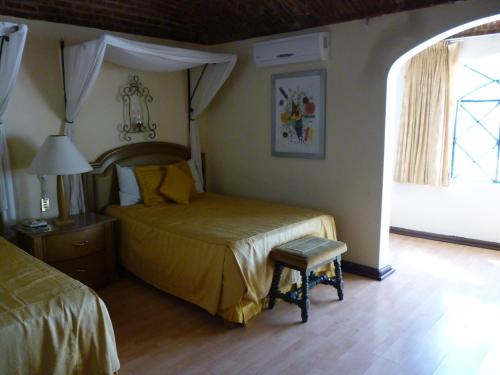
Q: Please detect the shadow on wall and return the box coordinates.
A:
[8,136,37,169]
[23,35,64,119]
[363,11,426,81]
[8,136,40,219]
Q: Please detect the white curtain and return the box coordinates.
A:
[63,39,107,213]
[188,62,236,191]
[0,23,28,224]
[63,35,236,212]
[394,42,458,187]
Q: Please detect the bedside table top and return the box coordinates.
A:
[14,212,116,238]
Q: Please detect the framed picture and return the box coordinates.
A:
[271,69,326,159]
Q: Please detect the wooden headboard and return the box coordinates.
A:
[83,141,200,213]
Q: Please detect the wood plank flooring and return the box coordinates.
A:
[98,234,500,375]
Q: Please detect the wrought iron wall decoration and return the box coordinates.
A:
[118,75,157,141]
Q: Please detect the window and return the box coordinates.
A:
[451,53,500,183]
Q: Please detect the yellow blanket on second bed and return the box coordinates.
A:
[107,193,336,323]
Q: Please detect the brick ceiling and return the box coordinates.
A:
[0,0,457,44]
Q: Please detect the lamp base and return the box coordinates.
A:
[54,217,75,227]
[55,175,74,227]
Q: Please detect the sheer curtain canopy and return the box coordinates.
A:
[0,22,28,224]
[62,34,237,213]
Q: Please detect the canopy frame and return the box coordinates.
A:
[60,40,71,123]
[59,34,236,214]
[187,64,209,123]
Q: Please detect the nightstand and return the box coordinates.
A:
[14,213,117,289]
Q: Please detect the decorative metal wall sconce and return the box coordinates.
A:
[118,75,157,141]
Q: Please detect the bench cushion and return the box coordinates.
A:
[271,236,347,270]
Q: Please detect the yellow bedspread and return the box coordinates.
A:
[0,237,119,375]
[107,192,336,323]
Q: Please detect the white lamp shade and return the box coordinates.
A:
[27,135,92,175]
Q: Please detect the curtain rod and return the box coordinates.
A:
[446,31,500,43]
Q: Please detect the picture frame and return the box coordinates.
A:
[271,69,326,159]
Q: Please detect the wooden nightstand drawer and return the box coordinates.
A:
[52,251,107,289]
[44,225,105,262]
[14,213,117,289]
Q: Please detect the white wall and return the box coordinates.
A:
[204,0,500,269]
[391,182,500,241]
[390,32,500,243]
[0,16,200,221]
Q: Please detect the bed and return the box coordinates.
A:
[0,236,120,375]
[85,141,337,324]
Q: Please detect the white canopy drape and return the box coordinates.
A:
[0,23,27,224]
[63,35,236,213]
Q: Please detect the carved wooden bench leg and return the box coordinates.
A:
[270,237,347,323]
[333,256,344,301]
[300,270,309,323]
[268,262,283,310]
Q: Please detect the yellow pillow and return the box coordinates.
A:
[160,165,192,205]
[134,165,168,206]
[172,160,198,198]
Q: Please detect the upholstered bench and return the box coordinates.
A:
[269,236,347,322]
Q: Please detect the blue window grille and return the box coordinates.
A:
[451,63,500,183]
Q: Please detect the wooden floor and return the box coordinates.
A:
[98,234,500,375]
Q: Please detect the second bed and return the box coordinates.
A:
[86,142,337,324]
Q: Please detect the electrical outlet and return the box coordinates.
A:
[40,197,50,212]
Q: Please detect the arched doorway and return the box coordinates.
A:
[380,14,500,269]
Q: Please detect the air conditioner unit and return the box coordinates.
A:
[253,32,330,67]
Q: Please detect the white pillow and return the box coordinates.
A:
[188,159,204,193]
[116,164,142,206]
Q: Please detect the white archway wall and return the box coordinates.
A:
[203,0,500,269]
[389,31,500,243]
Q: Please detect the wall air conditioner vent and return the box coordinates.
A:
[253,32,330,67]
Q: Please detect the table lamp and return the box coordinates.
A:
[28,135,92,226]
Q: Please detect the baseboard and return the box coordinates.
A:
[341,260,395,281]
[390,227,500,251]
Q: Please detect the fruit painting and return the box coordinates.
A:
[272,69,326,159]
